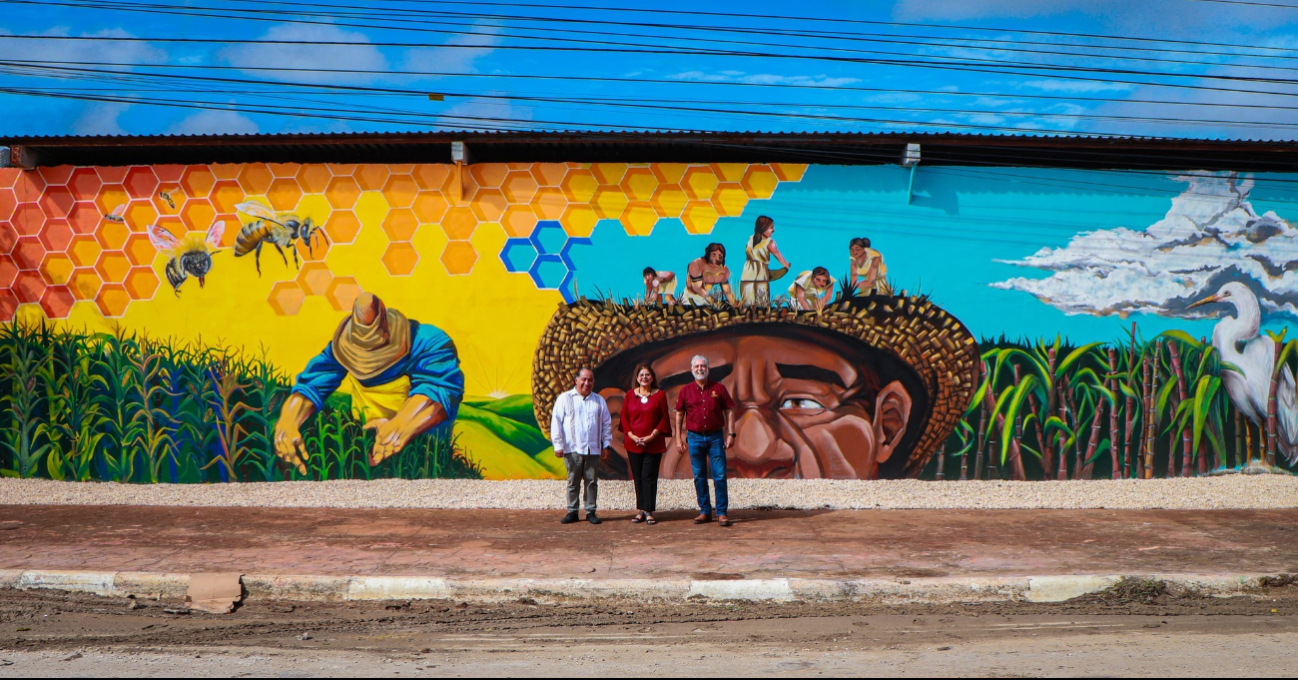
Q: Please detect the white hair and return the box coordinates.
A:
[690,355,709,368]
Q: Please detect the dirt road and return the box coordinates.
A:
[2,585,1298,677]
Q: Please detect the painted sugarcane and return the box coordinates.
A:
[1168,341,1192,477]
[1108,348,1122,480]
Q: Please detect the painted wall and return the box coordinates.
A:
[0,161,1294,483]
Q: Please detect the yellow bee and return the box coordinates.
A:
[233,201,329,275]
[147,222,224,294]
[103,204,126,223]
[159,191,177,210]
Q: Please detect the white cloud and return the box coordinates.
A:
[219,23,387,85]
[1019,80,1135,94]
[669,71,861,87]
[166,110,260,135]
[72,103,129,135]
[401,22,502,74]
[992,173,1298,321]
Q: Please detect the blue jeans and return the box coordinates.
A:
[687,431,728,516]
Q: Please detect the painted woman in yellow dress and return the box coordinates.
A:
[739,215,791,307]
[849,237,891,296]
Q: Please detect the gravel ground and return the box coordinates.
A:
[0,476,1296,510]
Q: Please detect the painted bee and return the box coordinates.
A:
[147,222,224,294]
[159,191,177,210]
[103,204,126,223]
[233,201,329,275]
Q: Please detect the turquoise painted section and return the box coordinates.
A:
[570,166,1298,343]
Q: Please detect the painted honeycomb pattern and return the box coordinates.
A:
[0,162,806,319]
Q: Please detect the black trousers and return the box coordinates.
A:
[628,452,662,514]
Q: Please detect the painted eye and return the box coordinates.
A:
[780,398,824,411]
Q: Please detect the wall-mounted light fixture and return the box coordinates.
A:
[902,143,921,205]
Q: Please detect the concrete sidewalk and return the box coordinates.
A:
[1,506,1296,603]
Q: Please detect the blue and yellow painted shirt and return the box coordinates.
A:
[291,320,465,425]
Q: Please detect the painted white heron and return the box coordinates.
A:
[1187,281,1298,465]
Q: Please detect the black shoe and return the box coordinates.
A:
[587,512,602,525]
[561,511,579,524]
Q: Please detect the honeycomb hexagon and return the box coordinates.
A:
[13,172,44,202]
[469,164,508,189]
[652,164,689,185]
[591,163,628,185]
[619,202,658,236]
[96,221,130,251]
[38,219,73,252]
[210,180,246,215]
[180,199,217,234]
[298,262,333,295]
[412,164,452,192]
[325,276,362,311]
[500,238,538,273]
[560,204,599,238]
[532,221,568,256]
[591,186,629,220]
[69,236,102,268]
[681,200,720,234]
[381,242,419,276]
[441,207,478,240]
[123,166,160,201]
[40,185,74,219]
[268,163,301,179]
[94,185,129,220]
[13,203,45,237]
[125,201,160,233]
[68,268,102,301]
[561,170,598,204]
[267,281,306,316]
[238,164,274,196]
[180,166,216,199]
[266,178,303,212]
[381,209,419,242]
[0,255,17,288]
[324,176,362,210]
[325,211,362,245]
[710,163,748,183]
[771,163,808,182]
[123,233,157,266]
[531,187,566,221]
[741,165,779,200]
[531,164,567,187]
[528,254,568,291]
[13,237,45,271]
[503,171,539,204]
[620,168,658,202]
[95,252,132,284]
[124,267,160,300]
[14,270,46,303]
[712,183,750,218]
[500,204,538,238]
[154,165,185,183]
[39,253,73,286]
[296,165,332,194]
[68,168,102,199]
[412,192,450,224]
[440,241,477,276]
[40,286,75,319]
[67,202,101,235]
[650,184,688,218]
[354,165,389,193]
[382,175,419,209]
[682,167,719,202]
[95,283,131,317]
[471,188,507,222]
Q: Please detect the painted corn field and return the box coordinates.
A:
[0,322,482,483]
[930,326,1298,481]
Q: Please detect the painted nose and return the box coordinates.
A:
[728,406,794,478]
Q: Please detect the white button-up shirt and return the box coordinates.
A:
[550,389,612,456]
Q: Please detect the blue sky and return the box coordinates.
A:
[5,0,1298,138]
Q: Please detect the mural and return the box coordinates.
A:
[0,160,1296,483]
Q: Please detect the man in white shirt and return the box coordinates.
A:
[551,367,613,524]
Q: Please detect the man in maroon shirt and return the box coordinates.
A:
[673,355,737,527]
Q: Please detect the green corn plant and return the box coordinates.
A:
[203,353,252,481]
[129,338,176,484]
[0,325,50,478]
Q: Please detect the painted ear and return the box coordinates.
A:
[147,224,180,250]
[206,221,225,248]
[871,380,914,465]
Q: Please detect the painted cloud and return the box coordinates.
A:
[992,172,1298,321]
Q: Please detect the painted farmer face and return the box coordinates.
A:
[850,244,865,259]
[708,250,723,266]
[814,274,831,290]
[599,333,914,480]
[575,369,594,396]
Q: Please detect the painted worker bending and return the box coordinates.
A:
[273,293,465,474]
[551,367,613,525]
[642,267,678,305]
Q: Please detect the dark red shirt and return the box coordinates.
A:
[619,389,671,454]
[674,380,736,434]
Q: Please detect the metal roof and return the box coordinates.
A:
[5,130,1298,171]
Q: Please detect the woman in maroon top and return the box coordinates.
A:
[619,364,672,525]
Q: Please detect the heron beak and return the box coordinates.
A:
[1187,294,1220,309]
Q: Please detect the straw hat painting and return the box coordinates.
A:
[533,296,980,480]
